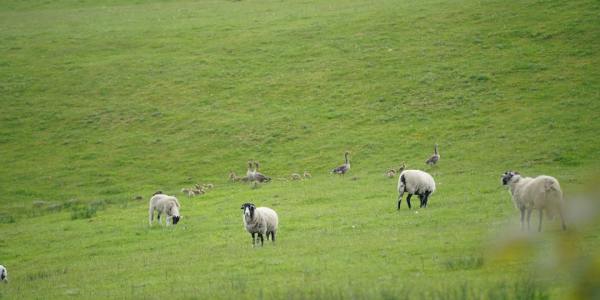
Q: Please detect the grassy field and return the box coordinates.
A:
[1,0,599,298]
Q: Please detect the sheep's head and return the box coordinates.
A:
[169,205,181,225]
[153,190,163,196]
[172,216,181,225]
[501,171,520,185]
[241,203,256,218]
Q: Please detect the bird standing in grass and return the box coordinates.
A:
[332,151,351,175]
[246,161,256,180]
[425,144,440,165]
[253,162,271,182]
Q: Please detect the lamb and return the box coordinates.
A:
[148,194,181,226]
[501,171,566,231]
[290,173,302,180]
[303,171,312,179]
[0,265,7,283]
[397,169,436,210]
[241,203,278,247]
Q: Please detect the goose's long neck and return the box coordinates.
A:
[344,153,349,164]
[434,145,438,155]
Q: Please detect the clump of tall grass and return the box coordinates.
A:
[0,213,16,224]
[443,256,484,271]
[70,205,98,220]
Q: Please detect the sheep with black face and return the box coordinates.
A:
[0,265,7,283]
[149,194,181,226]
[397,169,436,210]
[241,203,278,247]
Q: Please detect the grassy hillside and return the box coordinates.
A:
[1,0,599,298]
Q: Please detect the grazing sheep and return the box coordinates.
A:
[290,173,302,180]
[203,183,214,189]
[241,203,278,246]
[501,171,566,231]
[397,169,436,210]
[0,265,7,283]
[303,171,312,179]
[149,194,181,226]
[331,151,351,175]
[425,144,440,165]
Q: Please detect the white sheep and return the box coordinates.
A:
[501,171,566,231]
[0,265,7,283]
[397,169,436,210]
[241,203,278,246]
[149,194,181,226]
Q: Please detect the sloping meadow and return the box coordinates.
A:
[0,0,599,298]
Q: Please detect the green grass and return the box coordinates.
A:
[1,0,599,298]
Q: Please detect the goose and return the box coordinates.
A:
[331,151,351,175]
[246,161,256,180]
[253,162,271,183]
[425,144,440,165]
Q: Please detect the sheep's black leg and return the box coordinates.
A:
[520,207,525,231]
[258,233,264,246]
[406,194,413,209]
[538,209,543,232]
[423,191,431,208]
[418,193,424,208]
[251,232,256,246]
[271,232,276,243]
[397,194,403,210]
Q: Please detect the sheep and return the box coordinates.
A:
[241,203,278,247]
[290,173,302,180]
[0,265,7,283]
[501,171,566,231]
[397,169,436,210]
[303,171,312,179]
[149,194,181,226]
